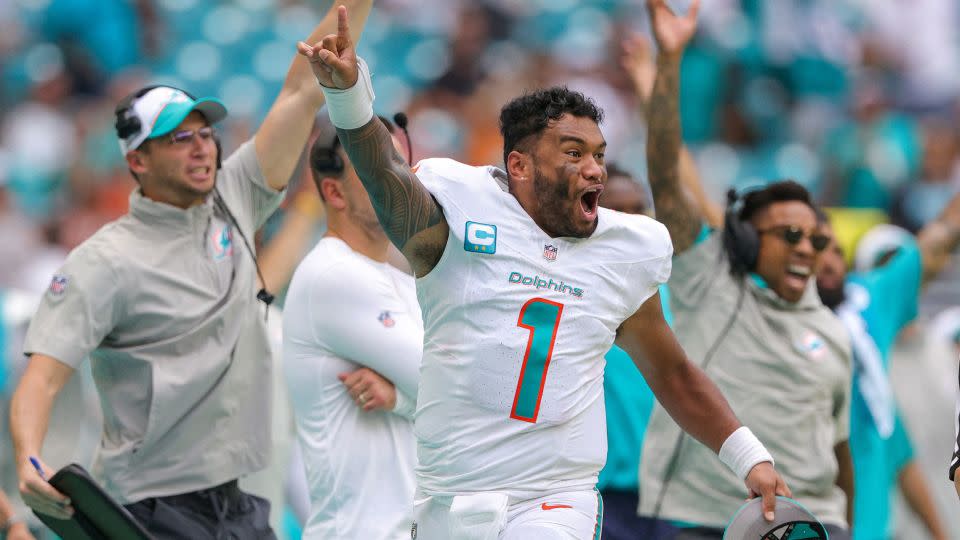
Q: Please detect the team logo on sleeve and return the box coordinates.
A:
[48,275,68,296]
[378,311,396,328]
[543,244,558,261]
[464,221,497,254]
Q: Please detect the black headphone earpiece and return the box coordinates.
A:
[310,135,344,175]
[115,85,163,140]
[722,188,760,274]
[214,133,223,170]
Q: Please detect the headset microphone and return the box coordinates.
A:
[393,112,413,164]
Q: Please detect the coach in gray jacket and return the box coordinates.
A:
[9,3,375,538]
[636,2,853,539]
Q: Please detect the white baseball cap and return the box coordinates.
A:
[116,86,227,154]
[853,224,913,272]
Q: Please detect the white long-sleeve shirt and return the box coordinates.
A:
[283,237,423,540]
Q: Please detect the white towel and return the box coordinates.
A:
[837,287,894,439]
[448,492,509,540]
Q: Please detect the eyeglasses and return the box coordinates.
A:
[165,126,216,146]
[758,225,830,252]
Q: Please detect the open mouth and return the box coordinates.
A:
[784,263,811,288]
[188,166,212,182]
[579,187,603,219]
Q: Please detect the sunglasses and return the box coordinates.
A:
[758,225,830,252]
[165,126,216,146]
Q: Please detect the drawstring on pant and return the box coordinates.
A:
[209,489,231,540]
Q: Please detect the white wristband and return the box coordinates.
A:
[320,56,375,130]
[719,426,774,481]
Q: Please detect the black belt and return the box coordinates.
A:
[158,479,245,509]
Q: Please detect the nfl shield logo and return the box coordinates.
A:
[49,275,68,295]
[543,244,558,261]
[378,311,396,327]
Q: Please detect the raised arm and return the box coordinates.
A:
[623,32,723,229]
[334,119,445,264]
[256,180,325,293]
[299,6,447,275]
[646,0,705,253]
[917,191,960,284]
[254,0,375,190]
[615,292,791,520]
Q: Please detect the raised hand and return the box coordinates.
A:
[621,34,656,106]
[296,5,359,90]
[646,0,700,59]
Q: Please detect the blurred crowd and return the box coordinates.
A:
[3,0,960,293]
[2,0,960,538]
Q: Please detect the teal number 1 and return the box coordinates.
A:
[510,298,565,423]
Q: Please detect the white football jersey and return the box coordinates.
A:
[283,238,423,540]
[413,158,672,502]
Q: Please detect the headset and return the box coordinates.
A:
[116,85,273,313]
[309,112,413,176]
[114,85,164,141]
[310,134,344,175]
[393,112,413,164]
[722,188,760,275]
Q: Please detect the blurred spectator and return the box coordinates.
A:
[820,73,922,210]
[857,0,960,109]
[1,70,76,219]
[891,119,960,233]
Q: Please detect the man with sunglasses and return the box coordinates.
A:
[8,2,376,538]
[637,1,854,538]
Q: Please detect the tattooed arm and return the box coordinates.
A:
[337,120,449,275]
[299,6,448,276]
[646,0,703,254]
[623,33,723,229]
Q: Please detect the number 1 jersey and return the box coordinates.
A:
[413,158,672,501]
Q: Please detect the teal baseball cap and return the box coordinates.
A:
[117,86,227,154]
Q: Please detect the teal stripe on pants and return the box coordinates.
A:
[593,489,604,540]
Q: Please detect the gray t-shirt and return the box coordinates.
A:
[23,139,284,503]
[638,232,852,527]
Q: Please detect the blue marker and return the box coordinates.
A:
[28,456,46,481]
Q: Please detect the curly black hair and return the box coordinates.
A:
[499,86,604,167]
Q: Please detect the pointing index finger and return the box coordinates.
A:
[337,5,350,40]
